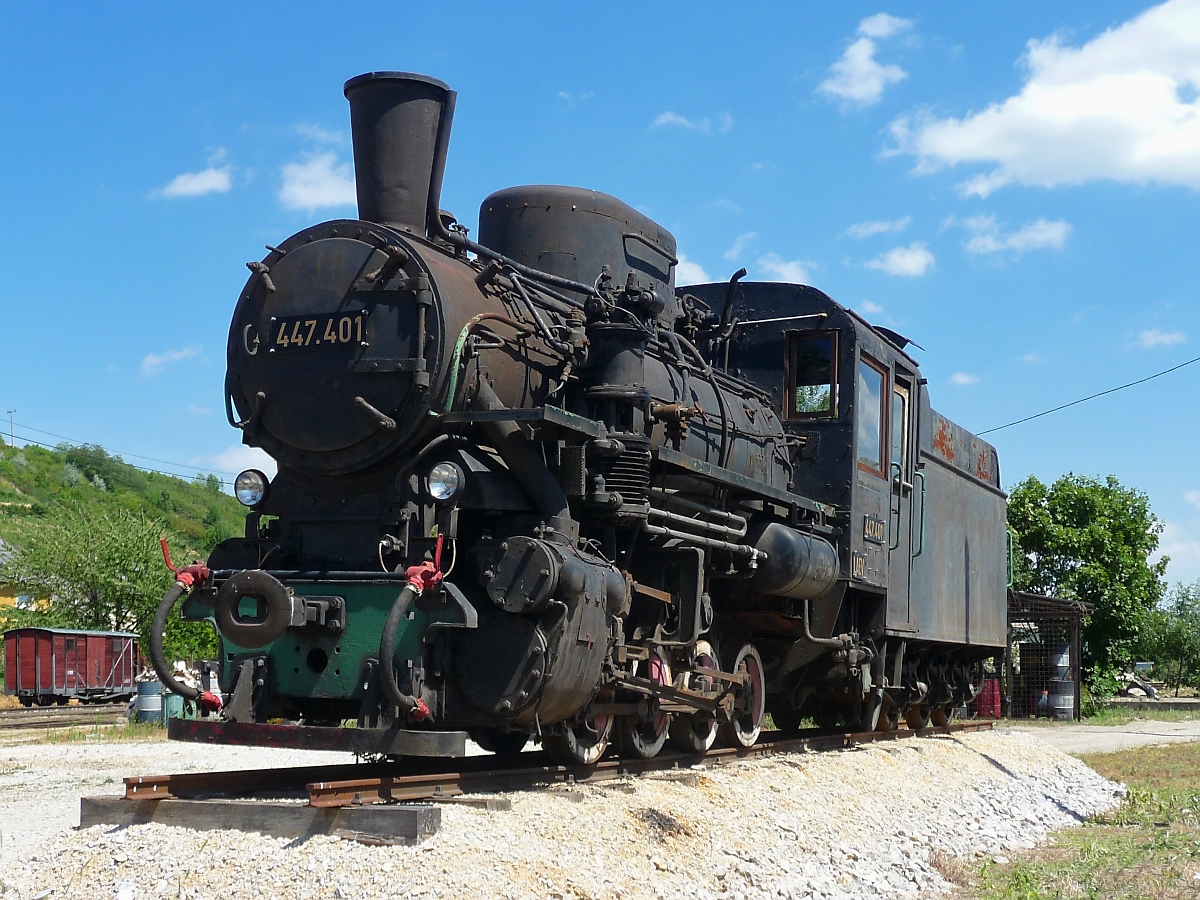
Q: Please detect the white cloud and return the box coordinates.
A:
[724,232,758,260]
[950,372,980,385]
[890,0,1200,196]
[860,300,885,314]
[756,253,815,284]
[1138,328,1187,347]
[1020,353,1041,363]
[858,13,913,40]
[956,215,1072,254]
[1185,490,1200,510]
[846,216,912,239]
[819,14,913,107]
[557,90,596,109]
[186,403,212,416]
[295,123,346,145]
[141,346,201,377]
[155,165,232,198]
[193,445,277,481]
[651,111,733,133]
[675,253,711,284]
[865,242,935,276]
[279,152,356,211]
[708,198,743,213]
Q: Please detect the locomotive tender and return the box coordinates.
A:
[152,72,1007,764]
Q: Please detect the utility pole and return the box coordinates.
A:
[5,410,13,449]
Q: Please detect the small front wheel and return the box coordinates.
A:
[544,696,614,766]
[469,729,529,757]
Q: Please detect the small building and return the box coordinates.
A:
[1004,590,1093,720]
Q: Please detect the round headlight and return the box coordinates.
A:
[427,462,464,503]
[234,469,269,507]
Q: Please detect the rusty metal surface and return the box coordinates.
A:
[167,717,467,757]
[127,721,992,811]
[0,704,126,730]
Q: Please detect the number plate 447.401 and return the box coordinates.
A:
[270,312,367,352]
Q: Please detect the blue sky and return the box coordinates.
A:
[3,2,1200,582]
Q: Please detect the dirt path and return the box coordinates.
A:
[1009,718,1200,754]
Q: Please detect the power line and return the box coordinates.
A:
[9,420,238,477]
[6,430,232,487]
[979,352,1200,436]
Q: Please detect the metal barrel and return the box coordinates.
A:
[1048,679,1074,720]
[1047,642,1071,680]
[343,71,455,235]
[135,680,163,724]
[163,691,185,721]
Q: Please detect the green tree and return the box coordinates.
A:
[1140,581,1200,694]
[0,505,216,661]
[1007,474,1167,687]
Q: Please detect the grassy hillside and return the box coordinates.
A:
[0,441,246,559]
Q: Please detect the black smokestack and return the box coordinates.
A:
[343,72,455,235]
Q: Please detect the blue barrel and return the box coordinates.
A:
[135,680,163,724]
[163,691,185,721]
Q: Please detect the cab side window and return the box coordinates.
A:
[785,331,838,419]
[856,355,887,476]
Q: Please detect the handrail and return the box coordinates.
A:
[1007,528,1016,587]
[889,462,903,551]
[912,469,927,558]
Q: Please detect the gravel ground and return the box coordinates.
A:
[0,728,1123,900]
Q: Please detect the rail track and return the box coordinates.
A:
[0,702,127,730]
[124,719,994,809]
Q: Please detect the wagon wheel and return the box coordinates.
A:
[19,697,32,708]
[668,640,719,754]
[543,692,614,767]
[617,650,673,759]
[874,693,900,733]
[930,702,956,728]
[469,729,530,757]
[904,703,931,731]
[718,642,766,749]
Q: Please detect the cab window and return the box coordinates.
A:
[785,331,837,419]
[856,355,887,476]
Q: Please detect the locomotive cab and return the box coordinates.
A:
[680,279,1008,728]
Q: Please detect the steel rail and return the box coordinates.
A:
[0,703,127,730]
[123,721,993,807]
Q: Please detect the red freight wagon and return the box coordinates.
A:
[3,628,142,707]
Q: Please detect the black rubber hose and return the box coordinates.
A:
[149,582,201,701]
[379,584,423,715]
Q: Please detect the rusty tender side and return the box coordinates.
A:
[150,72,1007,763]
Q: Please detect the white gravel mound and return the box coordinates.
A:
[0,729,1124,899]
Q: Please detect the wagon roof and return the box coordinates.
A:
[2,627,139,638]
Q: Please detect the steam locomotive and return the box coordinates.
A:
[151,72,1007,764]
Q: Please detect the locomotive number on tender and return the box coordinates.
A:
[862,514,886,545]
[271,312,366,351]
